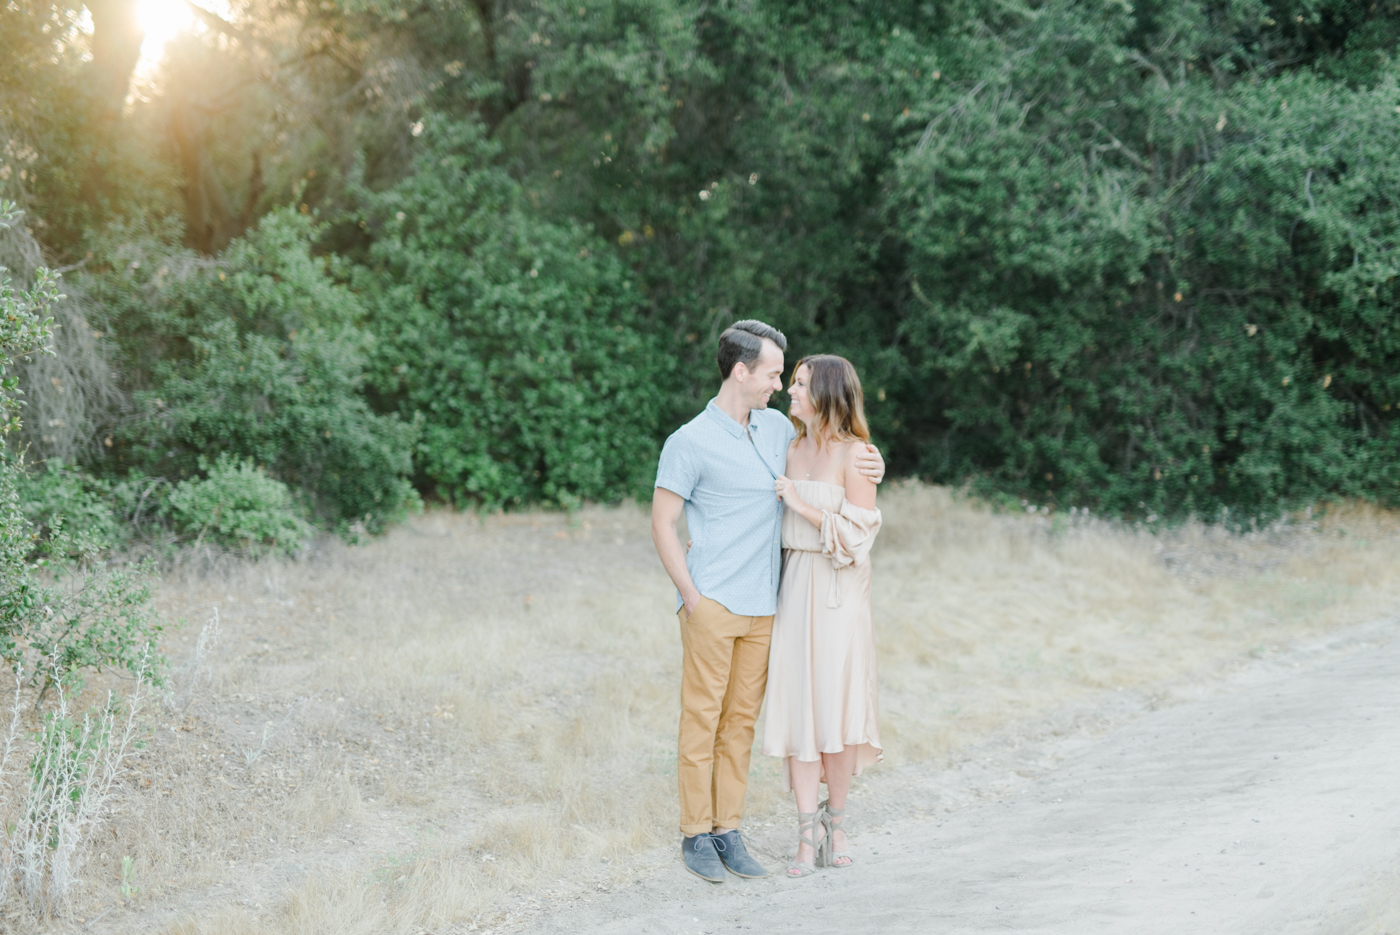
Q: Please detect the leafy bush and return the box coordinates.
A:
[87,210,420,532]
[11,457,126,553]
[165,455,310,556]
[11,454,308,556]
[352,117,674,508]
[0,201,163,692]
[23,550,161,696]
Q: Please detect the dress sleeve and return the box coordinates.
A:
[818,500,881,606]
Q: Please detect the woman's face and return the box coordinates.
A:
[788,364,813,422]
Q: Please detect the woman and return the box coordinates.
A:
[762,354,882,877]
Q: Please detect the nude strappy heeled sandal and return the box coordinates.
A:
[821,801,853,868]
[787,809,826,878]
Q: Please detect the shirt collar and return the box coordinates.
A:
[704,398,759,439]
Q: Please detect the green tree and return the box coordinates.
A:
[7,0,1400,521]
[884,0,1400,514]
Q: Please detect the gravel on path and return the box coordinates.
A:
[526,618,1400,935]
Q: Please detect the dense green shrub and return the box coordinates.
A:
[165,455,311,556]
[12,455,310,557]
[352,117,674,508]
[87,210,419,532]
[1,492,162,694]
[11,457,126,554]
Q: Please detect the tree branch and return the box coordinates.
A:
[1087,119,1148,171]
[184,1,260,49]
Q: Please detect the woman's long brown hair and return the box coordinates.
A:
[789,354,871,448]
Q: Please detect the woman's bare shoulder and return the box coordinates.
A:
[836,439,865,467]
[840,439,877,507]
[829,439,860,482]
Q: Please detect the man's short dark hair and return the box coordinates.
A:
[717,319,787,380]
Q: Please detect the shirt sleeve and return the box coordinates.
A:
[655,431,699,499]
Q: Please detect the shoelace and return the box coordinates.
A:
[688,834,719,854]
[711,830,750,854]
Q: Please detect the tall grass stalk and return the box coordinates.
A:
[0,650,152,917]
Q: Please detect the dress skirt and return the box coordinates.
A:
[761,480,882,791]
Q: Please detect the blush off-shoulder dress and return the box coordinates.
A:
[761,479,883,790]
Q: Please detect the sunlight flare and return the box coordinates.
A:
[134,0,195,69]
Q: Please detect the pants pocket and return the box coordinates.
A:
[679,596,708,625]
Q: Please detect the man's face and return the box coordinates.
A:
[735,339,786,410]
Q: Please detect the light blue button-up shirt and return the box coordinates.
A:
[655,399,796,617]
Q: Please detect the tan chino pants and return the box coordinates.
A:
[677,596,773,836]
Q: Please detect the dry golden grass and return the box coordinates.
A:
[38,484,1400,934]
[872,488,1400,765]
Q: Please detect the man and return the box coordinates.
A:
[651,320,885,882]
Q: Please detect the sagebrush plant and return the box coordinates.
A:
[2,654,152,914]
[25,550,160,699]
[165,455,311,556]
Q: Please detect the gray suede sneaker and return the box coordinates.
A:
[682,833,725,883]
[711,829,768,878]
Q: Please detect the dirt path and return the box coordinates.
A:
[525,618,1400,935]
